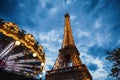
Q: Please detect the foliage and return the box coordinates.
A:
[106,47,120,79]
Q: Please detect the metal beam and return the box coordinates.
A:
[0,42,15,59]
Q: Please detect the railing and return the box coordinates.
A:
[47,64,87,75]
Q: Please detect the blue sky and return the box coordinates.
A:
[0,0,120,80]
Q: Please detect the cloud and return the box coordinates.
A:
[94,19,101,29]
[80,52,110,80]
[37,30,62,42]
[77,29,90,38]
[70,15,76,20]
[66,0,73,4]
[76,21,112,48]
[48,7,58,16]
[39,0,47,8]
[42,43,57,53]
[45,57,55,70]
[63,0,75,5]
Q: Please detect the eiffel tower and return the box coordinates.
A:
[45,13,92,80]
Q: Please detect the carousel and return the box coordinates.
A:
[0,19,46,80]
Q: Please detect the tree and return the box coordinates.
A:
[106,47,120,80]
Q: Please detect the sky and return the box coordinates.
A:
[0,0,120,80]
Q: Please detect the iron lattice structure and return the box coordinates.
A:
[46,13,92,80]
[0,20,45,79]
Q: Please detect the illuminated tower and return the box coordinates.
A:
[45,13,92,80]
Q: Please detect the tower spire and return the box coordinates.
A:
[62,13,75,48]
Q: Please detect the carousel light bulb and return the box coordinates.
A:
[33,53,37,57]
[15,41,20,46]
[41,63,44,66]
[26,73,29,76]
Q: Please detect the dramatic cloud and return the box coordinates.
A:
[80,52,108,80]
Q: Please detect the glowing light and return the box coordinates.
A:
[36,73,42,79]
[26,73,29,76]
[33,53,37,57]
[15,41,20,46]
[42,69,46,73]
[41,63,44,66]
[39,74,42,78]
